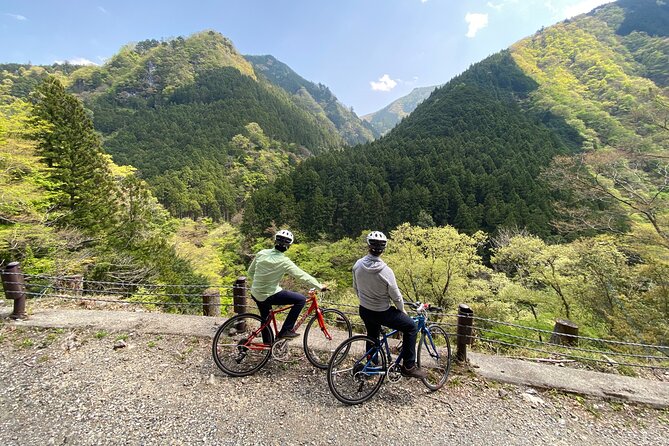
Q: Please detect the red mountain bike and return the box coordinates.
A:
[212,289,352,376]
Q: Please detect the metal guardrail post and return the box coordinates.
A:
[233,277,247,330]
[456,303,474,362]
[1,262,27,319]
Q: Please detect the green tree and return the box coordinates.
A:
[30,76,119,232]
[492,235,579,319]
[384,223,489,310]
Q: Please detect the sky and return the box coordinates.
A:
[0,0,615,116]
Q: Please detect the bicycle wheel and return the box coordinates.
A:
[417,324,451,391]
[327,335,386,405]
[303,308,353,369]
[212,313,273,377]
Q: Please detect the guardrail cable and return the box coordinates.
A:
[5,272,668,369]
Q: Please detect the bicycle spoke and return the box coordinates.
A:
[327,335,386,405]
[303,308,352,369]
[212,314,273,377]
[417,324,451,391]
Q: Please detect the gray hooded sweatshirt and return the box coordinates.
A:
[352,254,405,312]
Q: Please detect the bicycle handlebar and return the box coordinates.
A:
[407,301,443,313]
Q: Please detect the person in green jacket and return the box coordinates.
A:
[247,229,327,340]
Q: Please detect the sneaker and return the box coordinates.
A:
[399,364,428,379]
[277,330,299,339]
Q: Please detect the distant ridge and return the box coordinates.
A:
[245,54,379,145]
[362,85,440,135]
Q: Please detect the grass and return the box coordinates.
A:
[609,401,625,412]
[616,365,638,377]
[95,330,108,339]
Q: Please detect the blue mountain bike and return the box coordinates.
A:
[326,302,451,405]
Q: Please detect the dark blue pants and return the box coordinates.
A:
[253,290,306,339]
[359,305,418,368]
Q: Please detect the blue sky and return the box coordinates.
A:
[1,0,614,115]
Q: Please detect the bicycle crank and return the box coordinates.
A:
[271,339,294,362]
[387,364,403,383]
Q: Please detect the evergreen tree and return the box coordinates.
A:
[30,76,119,232]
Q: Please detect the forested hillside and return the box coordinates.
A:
[0,31,350,221]
[362,85,439,135]
[245,55,379,145]
[244,51,577,239]
[244,0,668,242]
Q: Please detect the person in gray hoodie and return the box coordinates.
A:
[352,231,427,379]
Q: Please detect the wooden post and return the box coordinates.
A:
[456,304,474,362]
[233,277,247,330]
[1,262,27,320]
[550,319,579,346]
[202,289,221,317]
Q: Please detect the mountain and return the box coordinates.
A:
[243,0,669,240]
[1,31,351,221]
[362,85,440,135]
[244,55,379,145]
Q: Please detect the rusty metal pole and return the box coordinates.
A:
[233,277,247,330]
[456,303,474,362]
[1,262,27,320]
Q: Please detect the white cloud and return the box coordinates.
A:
[98,6,108,14]
[465,13,489,38]
[564,0,615,18]
[5,13,27,21]
[54,58,98,66]
[370,74,398,92]
[421,0,429,3]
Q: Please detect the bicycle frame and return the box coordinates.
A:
[356,310,441,376]
[243,289,333,349]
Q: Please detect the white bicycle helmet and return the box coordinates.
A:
[366,231,387,254]
[275,229,294,245]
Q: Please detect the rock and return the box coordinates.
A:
[113,340,127,350]
[521,393,545,407]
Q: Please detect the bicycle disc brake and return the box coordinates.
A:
[387,363,402,383]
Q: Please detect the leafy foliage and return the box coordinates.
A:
[1,76,205,293]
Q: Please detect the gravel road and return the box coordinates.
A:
[1,323,668,446]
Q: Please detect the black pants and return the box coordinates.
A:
[359,305,418,368]
[253,290,306,340]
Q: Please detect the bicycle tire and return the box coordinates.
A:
[212,313,274,377]
[417,324,451,391]
[303,308,353,369]
[327,335,386,405]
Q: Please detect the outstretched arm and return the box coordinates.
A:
[285,259,322,290]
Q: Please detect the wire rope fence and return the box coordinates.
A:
[2,262,668,374]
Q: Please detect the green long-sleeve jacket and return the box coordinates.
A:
[247,248,322,301]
